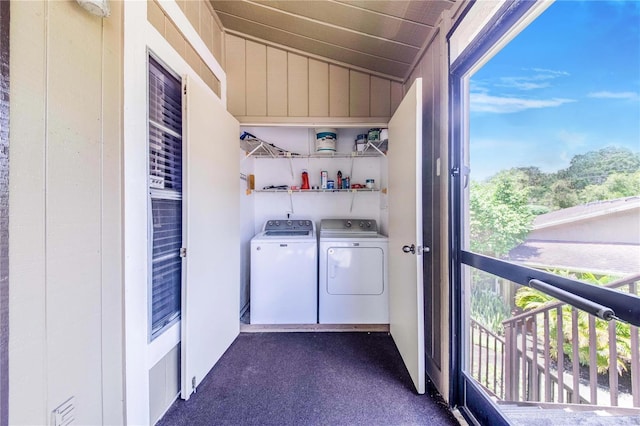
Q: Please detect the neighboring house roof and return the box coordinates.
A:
[508,240,640,276]
[533,196,640,230]
[509,196,640,276]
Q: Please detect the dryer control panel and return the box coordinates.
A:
[320,218,378,234]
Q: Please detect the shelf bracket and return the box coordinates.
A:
[364,140,386,156]
[286,152,294,179]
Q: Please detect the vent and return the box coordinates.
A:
[51,396,75,426]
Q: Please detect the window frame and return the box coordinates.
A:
[147,53,184,342]
[447,0,640,422]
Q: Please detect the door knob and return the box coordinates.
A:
[402,244,430,255]
[402,244,416,254]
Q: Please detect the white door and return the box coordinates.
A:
[181,75,240,399]
[388,78,426,394]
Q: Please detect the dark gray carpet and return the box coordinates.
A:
[157,332,459,426]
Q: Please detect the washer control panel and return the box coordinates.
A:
[264,219,314,232]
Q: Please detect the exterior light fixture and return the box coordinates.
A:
[76,0,110,18]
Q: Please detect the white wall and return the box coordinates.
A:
[9,1,123,424]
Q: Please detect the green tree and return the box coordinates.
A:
[511,166,554,207]
[580,171,640,203]
[551,179,580,209]
[558,146,640,190]
[470,171,534,257]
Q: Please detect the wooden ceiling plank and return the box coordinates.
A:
[335,0,454,27]
[212,1,420,63]
[251,0,432,47]
[212,7,419,63]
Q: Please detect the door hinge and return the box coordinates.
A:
[192,376,197,394]
[180,247,187,258]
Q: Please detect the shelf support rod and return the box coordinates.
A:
[349,189,356,213]
[349,154,355,179]
[289,191,294,213]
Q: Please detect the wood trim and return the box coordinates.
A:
[240,323,389,333]
[236,116,390,127]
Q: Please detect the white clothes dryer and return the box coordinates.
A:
[251,219,317,324]
[319,219,389,324]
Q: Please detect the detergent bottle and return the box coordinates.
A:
[301,170,310,189]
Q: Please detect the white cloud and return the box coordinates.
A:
[531,68,570,77]
[470,92,575,113]
[493,69,569,91]
[587,91,639,100]
[556,130,588,149]
[498,78,550,90]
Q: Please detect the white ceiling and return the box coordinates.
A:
[210,0,458,81]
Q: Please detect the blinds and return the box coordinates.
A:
[151,199,182,336]
[149,57,183,192]
[148,56,183,339]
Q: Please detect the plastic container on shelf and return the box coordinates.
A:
[315,128,337,153]
[355,133,367,152]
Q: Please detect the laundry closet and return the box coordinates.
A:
[238,126,390,326]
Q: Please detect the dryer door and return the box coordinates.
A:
[327,247,384,295]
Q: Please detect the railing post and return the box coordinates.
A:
[504,322,513,401]
[556,307,564,403]
[484,329,490,388]
[478,325,483,384]
[471,320,476,380]
[543,311,551,402]
[588,315,598,405]
[531,313,539,401]
[521,319,527,400]
[493,334,499,396]
[571,308,580,403]
[608,320,619,406]
[630,282,639,408]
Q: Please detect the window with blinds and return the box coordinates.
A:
[148,56,183,340]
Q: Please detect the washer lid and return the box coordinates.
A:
[264,230,311,236]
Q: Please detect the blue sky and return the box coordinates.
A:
[470,0,640,180]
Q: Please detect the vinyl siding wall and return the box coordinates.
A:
[225,34,404,123]
[9,1,123,424]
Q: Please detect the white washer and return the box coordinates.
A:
[250,219,317,324]
[319,219,389,324]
